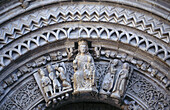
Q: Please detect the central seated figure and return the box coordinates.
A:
[73,40,97,94]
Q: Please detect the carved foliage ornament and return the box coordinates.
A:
[1,78,42,110]
[126,71,169,110]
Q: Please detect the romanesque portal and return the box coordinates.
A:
[0,0,169,110]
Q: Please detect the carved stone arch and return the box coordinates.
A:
[0,0,169,110]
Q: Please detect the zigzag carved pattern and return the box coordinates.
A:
[0,26,169,72]
[0,4,169,49]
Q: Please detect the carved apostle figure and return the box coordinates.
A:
[47,65,61,94]
[55,62,71,91]
[73,40,97,94]
[38,68,53,97]
[100,59,119,95]
[111,63,130,98]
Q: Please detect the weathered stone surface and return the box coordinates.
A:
[0,0,169,110]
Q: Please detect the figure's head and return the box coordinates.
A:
[46,65,53,73]
[123,63,129,70]
[112,59,119,66]
[78,40,88,54]
[38,68,45,76]
[55,63,59,70]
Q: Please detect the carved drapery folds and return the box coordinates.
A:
[99,59,130,100]
[111,63,130,99]
[73,40,97,94]
[100,59,118,95]
[0,0,169,109]
[34,62,72,105]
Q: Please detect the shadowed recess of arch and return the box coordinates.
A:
[51,102,121,110]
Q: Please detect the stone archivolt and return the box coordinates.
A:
[0,3,169,50]
[0,25,169,73]
[0,77,42,110]
[0,1,169,110]
[126,71,170,110]
[0,0,169,24]
[0,25,169,98]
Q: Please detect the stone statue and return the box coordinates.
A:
[100,59,119,95]
[94,46,101,58]
[111,63,130,98]
[47,65,61,94]
[38,68,53,97]
[55,62,71,91]
[73,40,97,94]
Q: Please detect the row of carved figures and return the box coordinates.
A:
[100,60,130,99]
[37,40,130,100]
[38,62,71,97]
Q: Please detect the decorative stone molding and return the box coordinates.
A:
[19,0,35,9]
[0,2,169,50]
[0,1,169,109]
[0,0,169,24]
[0,77,42,110]
[126,70,169,110]
[0,25,169,83]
